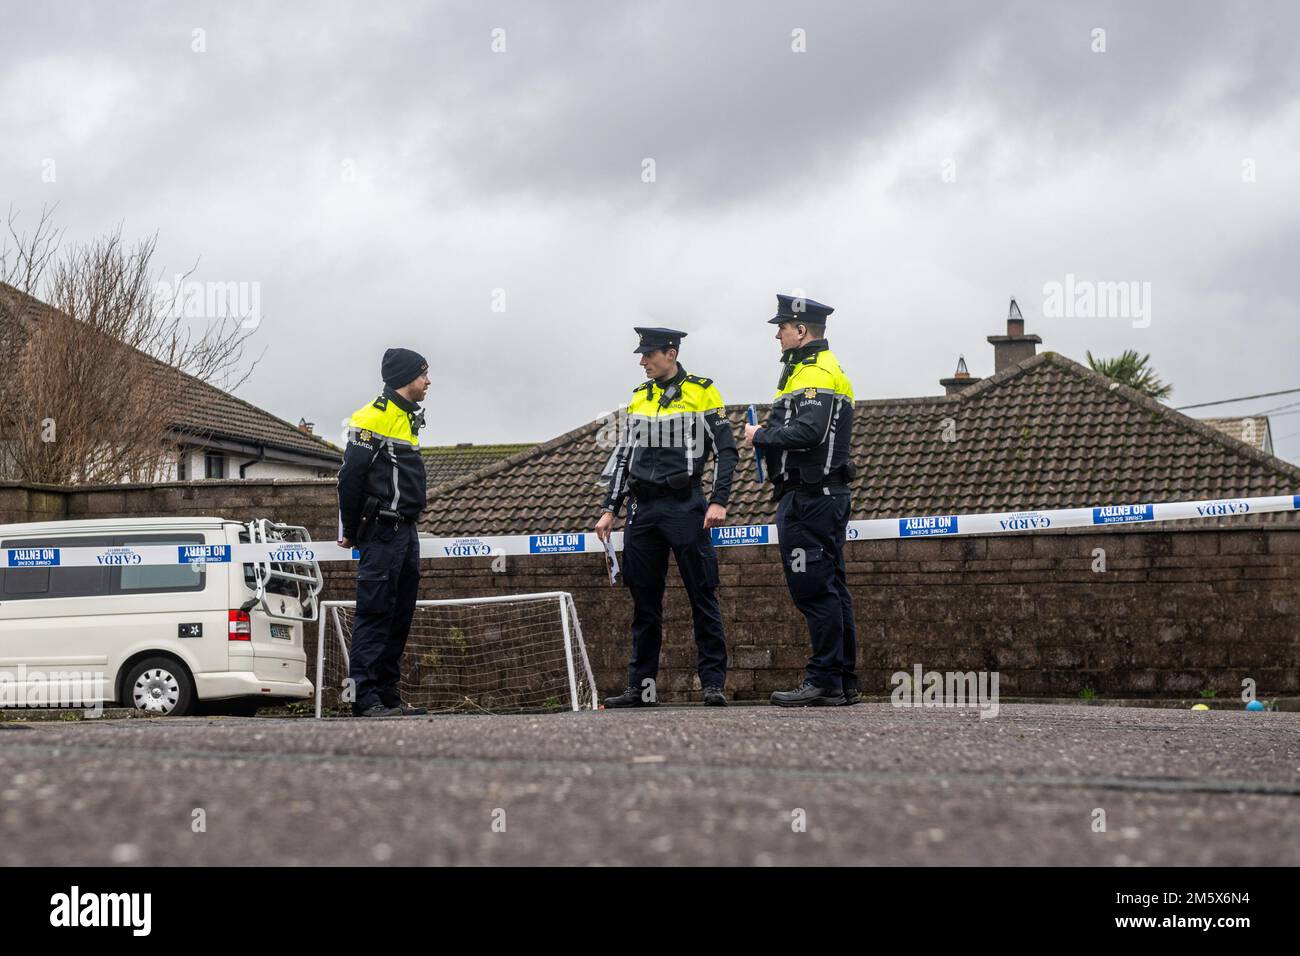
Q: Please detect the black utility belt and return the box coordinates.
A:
[630,478,702,501]
[777,481,850,500]
[357,494,410,544]
[774,464,853,500]
[769,463,852,502]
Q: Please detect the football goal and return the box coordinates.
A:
[314,592,598,716]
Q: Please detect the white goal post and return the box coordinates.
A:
[314,592,598,717]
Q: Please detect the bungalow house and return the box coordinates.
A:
[1200,417,1273,456]
[421,301,1300,534]
[0,282,341,481]
[422,442,537,489]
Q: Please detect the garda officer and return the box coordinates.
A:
[337,348,431,718]
[595,327,739,707]
[744,295,859,706]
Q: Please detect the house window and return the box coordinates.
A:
[176,450,188,481]
[204,453,226,479]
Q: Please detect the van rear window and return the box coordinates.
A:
[238,530,302,598]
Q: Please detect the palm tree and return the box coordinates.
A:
[1086,349,1172,401]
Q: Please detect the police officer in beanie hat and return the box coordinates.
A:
[337,347,431,717]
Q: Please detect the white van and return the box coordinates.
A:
[0,516,320,716]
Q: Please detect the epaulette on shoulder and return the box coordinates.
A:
[372,395,389,411]
[633,381,654,395]
[685,374,714,389]
[801,353,820,365]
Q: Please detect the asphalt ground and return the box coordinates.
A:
[1,703,1297,866]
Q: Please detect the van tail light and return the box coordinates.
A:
[228,609,252,641]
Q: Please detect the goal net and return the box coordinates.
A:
[313,592,597,716]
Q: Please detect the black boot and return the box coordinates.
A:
[702,685,727,707]
[355,702,402,718]
[604,685,656,709]
[769,680,845,707]
[385,699,428,716]
[841,688,861,706]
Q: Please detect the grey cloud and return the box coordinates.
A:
[1,0,1298,464]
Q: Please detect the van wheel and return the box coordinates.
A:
[125,658,194,717]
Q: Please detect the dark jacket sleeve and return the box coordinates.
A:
[706,410,739,507]
[337,430,380,538]
[601,443,631,517]
[752,387,833,452]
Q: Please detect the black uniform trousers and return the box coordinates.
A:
[776,488,857,692]
[621,488,728,691]
[350,521,420,713]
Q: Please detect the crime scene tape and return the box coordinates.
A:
[2,494,1296,569]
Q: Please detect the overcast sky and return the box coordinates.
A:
[4,0,1299,462]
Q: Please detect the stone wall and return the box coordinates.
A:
[0,479,340,538]
[379,527,1300,700]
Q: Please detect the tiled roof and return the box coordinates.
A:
[165,371,341,461]
[422,443,537,488]
[0,283,341,463]
[422,351,1300,535]
[1199,417,1272,454]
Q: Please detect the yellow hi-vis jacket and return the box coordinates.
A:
[601,364,739,517]
[752,339,855,489]
[337,388,427,539]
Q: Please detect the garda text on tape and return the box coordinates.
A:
[2,493,1295,568]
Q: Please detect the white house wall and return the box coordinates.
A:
[240,458,333,479]
[162,447,333,481]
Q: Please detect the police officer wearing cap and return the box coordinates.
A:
[337,348,431,718]
[595,327,739,708]
[744,296,859,706]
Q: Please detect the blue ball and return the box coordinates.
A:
[1245,700,1265,711]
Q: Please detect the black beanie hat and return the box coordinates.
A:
[382,348,428,389]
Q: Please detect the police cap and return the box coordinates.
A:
[768,294,834,325]
[632,327,687,354]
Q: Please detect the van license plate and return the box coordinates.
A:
[270,624,292,641]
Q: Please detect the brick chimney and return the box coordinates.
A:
[986,297,1041,372]
[939,355,982,395]
[297,418,314,434]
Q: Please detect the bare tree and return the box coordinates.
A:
[0,208,261,484]
[0,204,62,295]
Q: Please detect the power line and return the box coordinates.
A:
[1176,386,1300,411]
[1255,400,1300,416]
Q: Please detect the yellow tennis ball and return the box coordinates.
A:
[1191,703,1210,711]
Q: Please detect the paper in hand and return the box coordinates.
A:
[603,537,620,586]
[747,404,765,483]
